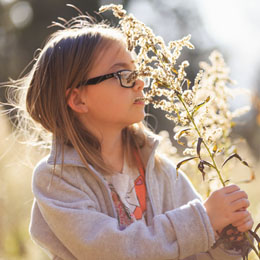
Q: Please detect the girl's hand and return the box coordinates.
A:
[232,211,254,232]
[204,185,251,233]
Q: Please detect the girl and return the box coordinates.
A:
[8,10,253,260]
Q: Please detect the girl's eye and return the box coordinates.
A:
[121,72,131,79]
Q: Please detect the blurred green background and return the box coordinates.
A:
[0,0,260,259]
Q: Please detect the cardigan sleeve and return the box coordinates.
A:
[160,156,242,260]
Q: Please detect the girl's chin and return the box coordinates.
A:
[132,114,146,124]
[124,115,145,127]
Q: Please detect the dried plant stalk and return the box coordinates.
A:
[100,4,260,259]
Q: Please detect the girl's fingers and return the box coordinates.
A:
[232,210,249,222]
[237,218,254,232]
[224,185,240,194]
[232,214,252,227]
[230,198,250,211]
[228,190,248,202]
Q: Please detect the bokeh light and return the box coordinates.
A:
[0,0,16,6]
[9,1,33,28]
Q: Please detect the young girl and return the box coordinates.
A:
[8,11,253,260]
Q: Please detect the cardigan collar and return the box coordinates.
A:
[47,131,161,169]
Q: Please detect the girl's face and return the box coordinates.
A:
[79,41,145,133]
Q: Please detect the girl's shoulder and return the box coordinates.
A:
[31,152,106,197]
[153,152,178,179]
[33,155,52,176]
[32,154,83,189]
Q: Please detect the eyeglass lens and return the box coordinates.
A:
[119,71,136,87]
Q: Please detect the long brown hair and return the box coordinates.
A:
[5,14,153,176]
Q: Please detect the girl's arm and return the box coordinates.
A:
[163,158,247,260]
[30,158,215,260]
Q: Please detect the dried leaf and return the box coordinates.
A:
[253,223,260,251]
[222,153,254,184]
[191,96,210,116]
[212,144,218,155]
[255,223,260,233]
[176,157,198,177]
[198,161,206,180]
[161,53,170,64]
[198,160,215,180]
[187,79,191,89]
[175,128,190,146]
[155,79,168,88]
[177,139,185,146]
[174,90,182,99]
[248,230,260,243]
[213,224,252,259]
[197,137,203,158]
[224,179,231,185]
[248,229,260,252]
[171,68,178,75]
[201,160,215,169]
[222,153,251,168]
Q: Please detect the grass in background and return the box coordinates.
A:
[0,114,48,260]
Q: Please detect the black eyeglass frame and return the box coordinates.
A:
[76,69,138,89]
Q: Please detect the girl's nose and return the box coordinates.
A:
[133,78,145,91]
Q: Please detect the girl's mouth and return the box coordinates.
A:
[133,97,145,104]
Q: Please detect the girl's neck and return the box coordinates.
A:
[100,129,124,173]
[81,117,126,173]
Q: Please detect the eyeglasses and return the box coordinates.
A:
[76,69,138,88]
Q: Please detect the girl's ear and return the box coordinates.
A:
[66,88,88,113]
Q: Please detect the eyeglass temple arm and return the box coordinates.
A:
[77,73,116,87]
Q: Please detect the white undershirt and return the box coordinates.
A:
[105,156,147,223]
